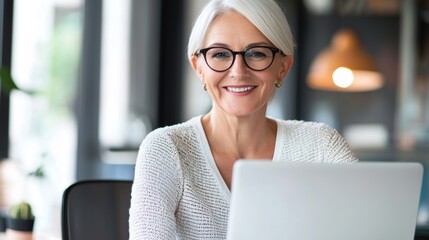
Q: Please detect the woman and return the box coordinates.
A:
[129,0,358,239]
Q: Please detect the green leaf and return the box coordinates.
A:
[28,164,45,178]
[0,67,18,93]
[0,67,37,95]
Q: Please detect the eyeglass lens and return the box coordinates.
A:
[202,47,277,72]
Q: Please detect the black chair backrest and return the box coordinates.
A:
[61,180,133,240]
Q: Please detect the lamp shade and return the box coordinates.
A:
[307,29,383,92]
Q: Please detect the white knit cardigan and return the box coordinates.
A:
[129,116,358,239]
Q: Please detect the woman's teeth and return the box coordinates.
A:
[227,86,254,93]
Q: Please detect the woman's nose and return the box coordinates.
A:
[229,54,249,77]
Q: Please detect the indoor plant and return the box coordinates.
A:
[6,201,35,240]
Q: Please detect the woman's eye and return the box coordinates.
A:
[247,51,267,59]
[211,51,232,59]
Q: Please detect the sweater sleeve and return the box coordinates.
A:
[129,129,183,240]
[321,124,359,163]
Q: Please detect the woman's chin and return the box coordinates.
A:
[220,106,267,118]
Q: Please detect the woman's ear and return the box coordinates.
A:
[277,55,293,84]
[191,55,204,80]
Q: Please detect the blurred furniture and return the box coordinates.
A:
[61,180,133,240]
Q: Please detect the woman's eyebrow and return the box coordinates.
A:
[246,42,271,48]
[206,41,272,49]
[206,42,229,48]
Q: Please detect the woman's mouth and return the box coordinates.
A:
[226,86,256,93]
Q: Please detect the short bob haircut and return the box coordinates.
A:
[187,0,295,62]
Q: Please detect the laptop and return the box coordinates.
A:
[227,160,423,240]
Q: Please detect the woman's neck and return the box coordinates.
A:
[201,109,277,160]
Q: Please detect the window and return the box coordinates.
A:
[9,0,83,235]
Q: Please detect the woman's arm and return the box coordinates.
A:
[129,129,183,239]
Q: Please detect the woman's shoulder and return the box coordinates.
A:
[142,117,200,147]
[273,118,343,144]
[136,118,200,170]
[275,119,337,134]
[273,118,357,163]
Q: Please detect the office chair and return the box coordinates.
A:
[61,180,133,240]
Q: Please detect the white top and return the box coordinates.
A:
[129,116,358,239]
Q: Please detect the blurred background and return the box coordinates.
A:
[0,0,428,238]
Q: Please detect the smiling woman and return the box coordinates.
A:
[129,0,358,239]
[190,10,292,119]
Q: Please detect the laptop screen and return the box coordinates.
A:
[227,160,423,240]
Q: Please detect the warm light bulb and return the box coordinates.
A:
[332,67,354,88]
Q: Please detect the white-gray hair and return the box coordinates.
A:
[187,0,295,61]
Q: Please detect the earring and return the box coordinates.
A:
[275,82,281,88]
[202,83,207,91]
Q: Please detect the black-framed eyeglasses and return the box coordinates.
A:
[196,46,282,72]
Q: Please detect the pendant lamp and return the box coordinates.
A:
[307,29,383,92]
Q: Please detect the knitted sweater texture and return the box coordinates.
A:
[129,116,357,239]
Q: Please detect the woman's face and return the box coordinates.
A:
[191,11,293,118]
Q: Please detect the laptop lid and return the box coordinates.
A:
[227,160,423,240]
